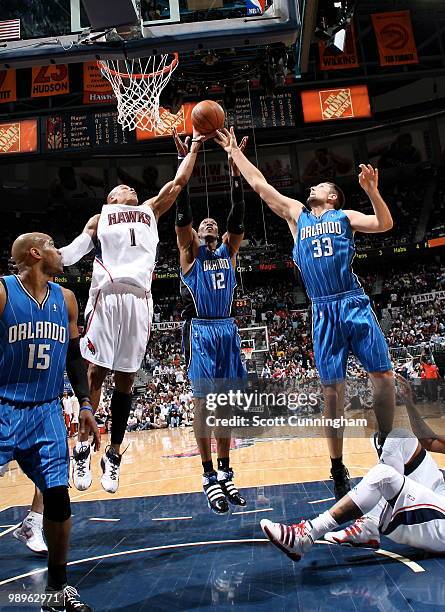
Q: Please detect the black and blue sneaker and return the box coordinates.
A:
[203,470,229,514]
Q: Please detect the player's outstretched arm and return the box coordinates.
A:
[215,128,303,229]
[172,129,200,274]
[396,374,445,453]
[345,164,393,233]
[148,129,204,221]
[60,214,99,266]
[62,288,101,451]
[223,136,248,260]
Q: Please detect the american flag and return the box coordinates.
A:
[0,19,20,42]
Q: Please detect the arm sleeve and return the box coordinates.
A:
[227,175,245,235]
[60,233,94,267]
[175,157,193,227]
[66,337,91,404]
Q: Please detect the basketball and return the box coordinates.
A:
[191,100,225,135]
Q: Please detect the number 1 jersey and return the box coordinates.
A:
[0,275,69,403]
[292,208,361,299]
[91,203,159,295]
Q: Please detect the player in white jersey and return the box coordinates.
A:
[60,131,203,493]
[260,376,445,559]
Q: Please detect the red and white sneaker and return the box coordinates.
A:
[260,519,314,562]
[324,516,380,549]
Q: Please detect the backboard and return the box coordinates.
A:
[0,0,300,69]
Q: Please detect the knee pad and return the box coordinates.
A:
[381,428,418,467]
[43,486,71,522]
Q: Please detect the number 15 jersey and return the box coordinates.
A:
[91,203,159,296]
[292,208,361,300]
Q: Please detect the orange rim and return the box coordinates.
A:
[97,53,179,80]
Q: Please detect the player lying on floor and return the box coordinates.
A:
[261,376,445,560]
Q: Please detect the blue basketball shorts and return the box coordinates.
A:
[0,398,69,491]
[311,288,392,385]
[183,318,247,398]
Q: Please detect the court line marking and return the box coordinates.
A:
[152,516,192,521]
[232,508,274,516]
[316,540,425,573]
[0,537,426,587]
[89,518,120,522]
[0,539,268,586]
[0,525,15,528]
[0,523,20,539]
[308,497,335,504]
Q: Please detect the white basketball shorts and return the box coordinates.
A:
[80,281,153,373]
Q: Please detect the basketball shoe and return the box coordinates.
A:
[217,468,246,506]
[203,471,229,514]
[324,516,380,549]
[100,446,122,494]
[72,443,92,491]
[260,518,314,561]
[330,465,351,501]
[41,585,93,611]
[13,512,47,555]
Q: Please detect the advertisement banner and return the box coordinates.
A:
[0,119,38,155]
[31,65,69,98]
[411,291,445,305]
[83,61,115,104]
[301,85,371,123]
[136,103,195,140]
[371,11,418,66]
[318,23,359,70]
[0,69,16,103]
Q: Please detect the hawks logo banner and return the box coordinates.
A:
[31,65,69,98]
[301,85,371,123]
[318,23,359,70]
[0,69,16,103]
[372,11,419,66]
[135,103,195,140]
[83,61,115,104]
[0,119,38,154]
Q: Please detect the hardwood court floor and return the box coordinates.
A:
[1,405,445,511]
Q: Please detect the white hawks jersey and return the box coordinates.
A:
[90,202,158,295]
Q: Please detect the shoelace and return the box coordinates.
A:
[344,517,365,537]
[75,447,89,478]
[107,458,119,481]
[289,521,307,537]
[64,586,84,609]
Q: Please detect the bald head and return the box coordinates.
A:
[107,184,138,206]
[11,233,62,276]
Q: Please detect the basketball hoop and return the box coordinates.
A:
[242,347,254,361]
[97,54,179,132]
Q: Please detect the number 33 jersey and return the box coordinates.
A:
[91,203,159,295]
[292,208,361,300]
[181,244,237,318]
[0,275,69,403]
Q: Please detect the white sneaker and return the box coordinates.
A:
[13,513,47,555]
[260,519,314,562]
[324,516,380,549]
[100,446,122,494]
[72,443,92,491]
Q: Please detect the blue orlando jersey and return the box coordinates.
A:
[292,208,361,299]
[181,244,236,318]
[0,275,69,403]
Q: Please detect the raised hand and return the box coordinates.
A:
[214,126,238,154]
[172,127,190,157]
[229,135,248,175]
[358,164,379,195]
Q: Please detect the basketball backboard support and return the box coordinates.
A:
[0,0,300,69]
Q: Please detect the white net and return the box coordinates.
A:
[98,54,179,132]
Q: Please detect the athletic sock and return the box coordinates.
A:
[110,390,132,446]
[331,456,344,472]
[47,563,67,591]
[25,510,43,525]
[307,510,339,540]
[217,457,230,471]
[202,460,213,473]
